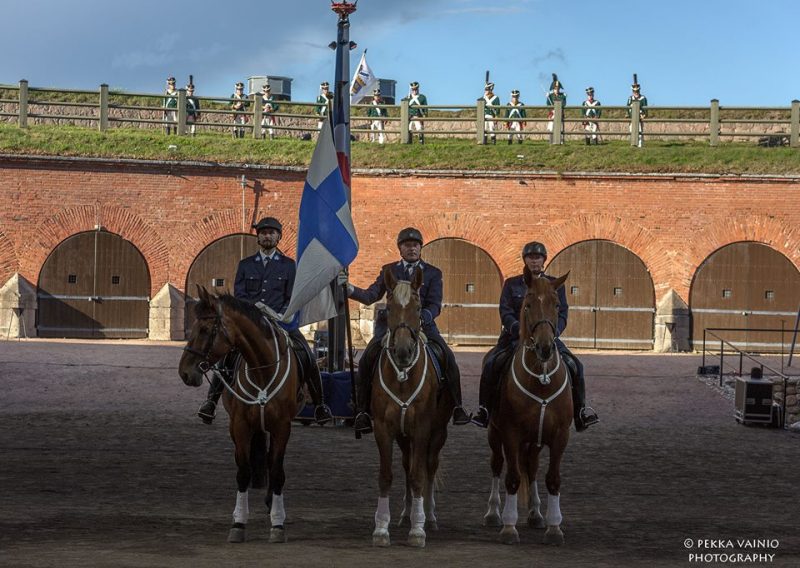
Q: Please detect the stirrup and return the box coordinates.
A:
[470,406,490,429]
[452,406,471,426]
[353,412,373,434]
[197,400,217,424]
[314,404,334,425]
[575,406,599,431]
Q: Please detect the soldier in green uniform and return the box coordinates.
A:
[627,74,648,147]
[404,81,427,144]
[163,76,178,135]
[315,81,332,131]
[546,73,566,144]
[185,82,200,137]
[506,89,526,144]
[260,83,280,140]
[582,87,601,145]
[367,88,388,144]
[481,82,501,144]
[230,82,249,139]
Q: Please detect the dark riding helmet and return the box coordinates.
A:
[252,217,283,233]
[397,227,424,247]
[522,241,547,258]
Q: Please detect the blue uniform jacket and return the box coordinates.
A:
[498,273,568,349]
[350,260,444,342]
[233,251,296,317]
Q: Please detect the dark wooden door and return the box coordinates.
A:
[421,238,503,345]
[547,240,655,350]
[37,231,151,338]
[690,242,800,352]
[184,234,259,334]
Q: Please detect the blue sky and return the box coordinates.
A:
[2,0,798,106]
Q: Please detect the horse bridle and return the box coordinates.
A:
[182,309,233,373]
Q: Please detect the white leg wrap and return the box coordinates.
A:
[489,477,501,509]
[410,497,425,530]
[546,493,562,526]
[233,490,249,525]
[502,493,518,526]
[270,494,286,527]
[375,496,391,530]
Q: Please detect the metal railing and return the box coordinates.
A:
[1,80,799,147]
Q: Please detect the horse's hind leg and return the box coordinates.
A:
[424,426,447,531]
[266,423,290,544]
[527,446,546,529]
[228,420,252,543]
[483,423,503,527]
[372,427,394,547]
[542,429,569,546]
[397,436,412,528]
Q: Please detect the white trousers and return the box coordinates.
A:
[370,120,385,144]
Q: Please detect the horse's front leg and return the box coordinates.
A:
[228,417,252,544]
[266,421,291,544]
[372,424,393,547]
[527,446,546,529]
[406,432,428,548]
[484,423,503,527]
[397,436,412,528]
[499,431,522,545]
[543,428,569,546]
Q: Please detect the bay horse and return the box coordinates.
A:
[483,269,572,546]
[178,286,302,544]
[370,266,454,548]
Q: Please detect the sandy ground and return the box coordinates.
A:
[0,340,798,568]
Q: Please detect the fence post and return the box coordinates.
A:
[630,100,640,146]
[400,99,410,144]
[476,99,486,144]
[710,99,719,147]
[18,79,28,128]
[177,89,187,136]
[252,94,262,139]
[790,100,799,148]
[553,99,563,145]
[99,84,109,132]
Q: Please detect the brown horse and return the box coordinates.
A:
[178,286,302,544]
[483,269,572,545]
[370,266,454,548]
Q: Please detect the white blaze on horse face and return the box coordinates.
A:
[546,493,562,527]
[393,281,412,307]
[233,490,249,524]
[502,492,518,527]
[375,496,391,530]
[270,494,286,527]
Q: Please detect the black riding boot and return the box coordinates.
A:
[563,351,599,431]
[441,346,470,425]
[289,330,332,425]
[353,340,381,434]
[198,367,226,424]
[472,366,494,428]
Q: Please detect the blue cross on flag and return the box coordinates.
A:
[282,119,359,326]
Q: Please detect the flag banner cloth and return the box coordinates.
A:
[349,50,377,104]
[282,119,359,326]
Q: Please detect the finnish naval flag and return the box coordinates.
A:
[282,119,359,326]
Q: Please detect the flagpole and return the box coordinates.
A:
[329,1,357,373]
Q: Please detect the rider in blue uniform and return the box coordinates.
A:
[344,227,471,434]
[472,241,599,431]
[197,217,333,425]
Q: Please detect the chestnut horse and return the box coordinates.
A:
[370,266,454,548]
[178,287,302,544]
[483,269,572,545]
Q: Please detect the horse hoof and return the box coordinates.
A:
[544,526,564,546]
[499,526,520,545]
[408,528,426,548]
[484,512,502,527]
[269,527,287,543]
[397,515,410,528]
[372,529,391,547]
[425,519,438,531]
[227,527,245,543]
[528,514,546,529]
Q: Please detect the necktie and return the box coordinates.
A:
[405,264,413,280]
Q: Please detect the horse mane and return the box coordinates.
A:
[195,292,277,335]
[391,280,413,307]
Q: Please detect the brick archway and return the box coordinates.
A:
[0,226,18,285]
[21,205,169,296]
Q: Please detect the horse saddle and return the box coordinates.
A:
[424,341,445,384]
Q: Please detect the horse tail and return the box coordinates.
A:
[250,430,267,489]
[517,445,530,509]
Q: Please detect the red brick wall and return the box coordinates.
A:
[1,156,798,305]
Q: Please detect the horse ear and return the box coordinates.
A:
[523,264,533,287]
[383,265,397,291]
[551,271,569,292]
[196,284,208,303]
[411,266,423,290]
